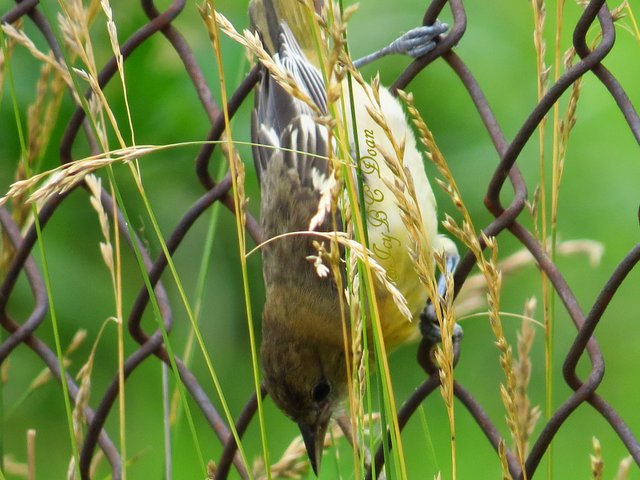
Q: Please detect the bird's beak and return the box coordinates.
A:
[298,413,330,475]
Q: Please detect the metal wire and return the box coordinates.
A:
[1,0,638,478]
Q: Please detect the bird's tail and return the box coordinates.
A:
[249,0,325,62]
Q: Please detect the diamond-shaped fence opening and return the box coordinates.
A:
[1,1,639,479]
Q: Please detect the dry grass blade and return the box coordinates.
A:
[72,322,112,440]
[347,250,366,430]
[252,414,380,479]
[101,0,136,147]
[2,57,65,268]
[432,253,458,474]
[512,298,541,455]
[88,450,105,479]
[498,440,514,480]
[2,456,29,477]
[57,0,98,77]
[208,8,320,114]
[72,66,121,147]
[624,1,640,40]
[590,437,604,479]
[385,89,462,477]
[614,456,633,480]
[206,460,217,479]
[26,330,86,392]
[67,319,115,480]
[552,45,583,230]
[101,0,123,71]
[0,144,159,208]
[1,24,76,97]
[85,174,115,275]
[27,429,36,480]
[252,434,311,479]
[2,0,637,478]
[531,0,549,93]
[57,0,130,152]
[399,90,526,472]
[26,63,65,163]
[530,0,549,267]
[305,233,413,322]
[232,150,248,239]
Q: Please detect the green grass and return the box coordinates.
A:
[1,1,639,479]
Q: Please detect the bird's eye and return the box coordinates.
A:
[312,380,331,403]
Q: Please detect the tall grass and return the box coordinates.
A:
[1,0,638,479]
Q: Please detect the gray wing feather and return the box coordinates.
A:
[253,21,345,288]
[277,23,327,113]
[252,22,329,186]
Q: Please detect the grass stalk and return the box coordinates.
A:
[170,151,227,427]
[530,1,553,476]
[1,23,81,477]
[626,2,640,39]
[338,108,407,480]
[302,4,407,475]
[332,5,370,474]
[50,2,235,474]
[27,430,36,480]
[96,6,131,472]
[202,2,269,477]
[105,171,210,475]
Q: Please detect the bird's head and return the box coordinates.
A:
[261,296,348,475]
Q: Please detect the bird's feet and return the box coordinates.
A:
[353,21,449,69]
[420,302,463,344]
[386,22,449,59]
[419,248,462,344]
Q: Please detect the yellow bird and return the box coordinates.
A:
[249,0,459,473]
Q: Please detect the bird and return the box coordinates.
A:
[249,0,459,473]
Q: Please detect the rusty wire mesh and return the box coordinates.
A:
[1,0,639,478]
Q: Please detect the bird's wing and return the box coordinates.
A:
[276,23,327,113]
[252,22,329,187]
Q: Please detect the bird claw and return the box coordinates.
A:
[389,22,449,58]
[420,302,463,344]
[352,21,449,69]
[420,248,461,344]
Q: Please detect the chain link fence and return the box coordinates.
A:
[1,0,639,478]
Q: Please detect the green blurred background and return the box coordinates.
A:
[1,0,639,478]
